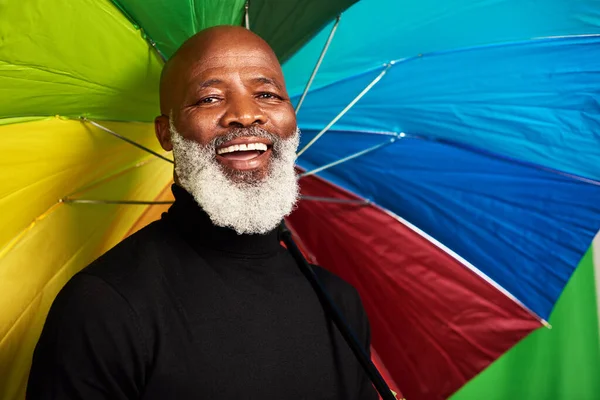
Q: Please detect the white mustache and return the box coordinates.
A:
[212,126,280,149]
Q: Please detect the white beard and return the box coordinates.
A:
[170,121,300,235]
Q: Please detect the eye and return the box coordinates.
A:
[256,92,281,100]
[196,96,221,105]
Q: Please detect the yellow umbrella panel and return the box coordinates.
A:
[0,118,173,399]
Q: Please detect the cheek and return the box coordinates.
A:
[268,105,297,137]
[182,111,221,145]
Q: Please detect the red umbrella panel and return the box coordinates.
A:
[285,172,542,400]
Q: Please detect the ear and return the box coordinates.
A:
[155,114,172,151]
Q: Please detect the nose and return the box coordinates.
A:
[220,94,267,128]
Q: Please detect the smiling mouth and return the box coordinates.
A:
[216,142,271,161]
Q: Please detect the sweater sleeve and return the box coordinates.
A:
[27,273,148,400]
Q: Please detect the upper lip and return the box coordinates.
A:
[216,136,273,150]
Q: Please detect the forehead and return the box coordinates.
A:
[184,47,283,83]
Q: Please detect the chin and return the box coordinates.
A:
[222,166,270,185]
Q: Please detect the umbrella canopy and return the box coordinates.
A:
[1,0,600,399]
[284,0,600,397]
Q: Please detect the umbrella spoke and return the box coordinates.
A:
[377,203,550,327]
[61,199,174,205]
[111,2,166,63]
[299,195,370,205]
[81,117,174,164]
[142,31,166,63]
[244,0,250,30]
[295,14,342,115]
[296,62,393,158]
[299,135,399,178]
[59,196,368,206]
[64,155,162,201]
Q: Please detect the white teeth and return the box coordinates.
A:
[217,142,268,155]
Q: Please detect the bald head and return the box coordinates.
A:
[159,26,283,114]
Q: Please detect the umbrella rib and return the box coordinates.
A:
[143,32,167,63]
[65,157,162,201]
[295,14,342,115]
[299,135,400,178]
[300,128,399,137]
[111,2,166,63]
[299,195,369,205]
[244,0,250,30]
[59,196,365,206]
[61,199,174,205]
[296,63,393,158]
[378,203,550,327]
[81,118,174,164]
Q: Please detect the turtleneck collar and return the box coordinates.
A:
[162,184,283,257]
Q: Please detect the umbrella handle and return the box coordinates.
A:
[279,222,396,400]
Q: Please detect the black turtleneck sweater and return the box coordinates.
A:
[27,186,377,400]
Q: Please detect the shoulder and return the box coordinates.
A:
[84,220,170,275]
[41,220,180,352]
[29,273,148,398]
[310,264,367,321]
[38,220,182,347]
[80,219,183,291]
[311,264,359,297]
[311,264,358,298]
[68,219,190,319]
[309,264,372,352]
[46,272,138,328]
[36,272,147,361]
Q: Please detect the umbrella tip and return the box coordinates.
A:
[542,319,552,329]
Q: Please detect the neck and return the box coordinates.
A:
[164,184,283,256]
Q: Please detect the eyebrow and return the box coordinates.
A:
[195,76,283,91]
[252,77,283,91]
[197,78,223,90]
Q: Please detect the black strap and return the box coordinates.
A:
[279,223,396,400]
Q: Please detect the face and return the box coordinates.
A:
[155,32,300,234]
[157,43,297,182]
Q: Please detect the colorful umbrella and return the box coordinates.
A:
[284,0,600,398]
[1,1,600,400]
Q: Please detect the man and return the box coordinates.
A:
[27,26,378,399]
